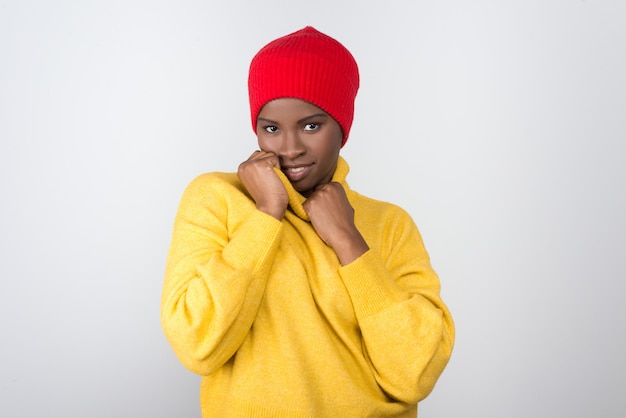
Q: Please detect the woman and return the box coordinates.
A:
[161,26,454,417]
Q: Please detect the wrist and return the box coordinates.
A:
[332,232,369,266]
[257,203,286,220]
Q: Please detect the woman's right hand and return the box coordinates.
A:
[237,150,288,220]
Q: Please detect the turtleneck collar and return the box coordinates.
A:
[272,156,350,222]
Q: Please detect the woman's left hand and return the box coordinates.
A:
[303,183,369,265]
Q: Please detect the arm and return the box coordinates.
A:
[302,182,454,402]
[340,208,455,403]
[302,182,369,265]
[160,174,283,375]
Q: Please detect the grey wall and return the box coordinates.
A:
[1,1,625,417]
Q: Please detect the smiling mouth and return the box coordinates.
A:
[284,167,306,174]
[281,164,312,182]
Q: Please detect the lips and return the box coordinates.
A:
[282,164,312,182]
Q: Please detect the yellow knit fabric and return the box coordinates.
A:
[161,157,454,417]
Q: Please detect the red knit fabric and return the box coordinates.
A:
[248,26,360,147]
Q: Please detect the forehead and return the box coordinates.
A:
[258,98,327,118]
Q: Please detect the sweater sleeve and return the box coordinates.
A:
[339,207,455,404]
[161,174,283,375]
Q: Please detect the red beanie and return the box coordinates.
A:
[248,26,360,147]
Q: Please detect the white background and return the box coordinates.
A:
[1,1,625,417]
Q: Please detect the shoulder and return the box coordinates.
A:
[349,190,414,224]
[183,172,244,196]
[349,190,423,245]
[173,172,256,227]
[350,191,429,259]
[178,172,250,208]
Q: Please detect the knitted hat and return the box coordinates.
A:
[248,26,359,147]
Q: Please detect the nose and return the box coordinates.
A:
[277,130,306,160]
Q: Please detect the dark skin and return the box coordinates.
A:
[238,98,369,265]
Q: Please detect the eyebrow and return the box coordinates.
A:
[257,113,329,125]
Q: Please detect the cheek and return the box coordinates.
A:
[256,135,274,152]
[313,140,340,166]
[324,133,343,159]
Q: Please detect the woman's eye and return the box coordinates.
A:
[264,126,278,133]
[303,123,319,131]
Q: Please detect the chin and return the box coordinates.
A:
[295,185,314,197]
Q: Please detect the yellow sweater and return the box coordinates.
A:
[161,157,454,417]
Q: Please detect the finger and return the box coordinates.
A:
[246,150,262,159]
[245,150,278,165]
[247,150,272,160]
[313,182,342,195]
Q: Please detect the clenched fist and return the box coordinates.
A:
[238,151,288,220]
[303,182,369,265]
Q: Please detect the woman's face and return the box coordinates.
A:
[256,98,343,197]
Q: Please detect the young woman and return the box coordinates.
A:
[161,26,454,417]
